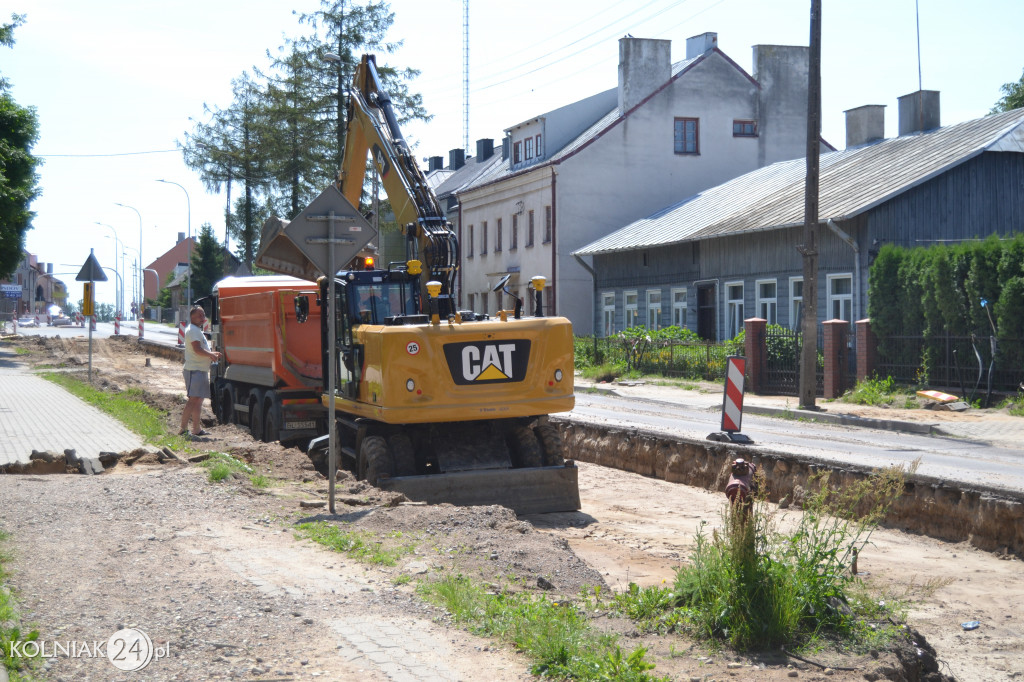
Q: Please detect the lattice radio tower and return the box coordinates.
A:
[463,0,469,154]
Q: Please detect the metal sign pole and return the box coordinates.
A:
[88,277,93,383]
[327,213,338,514]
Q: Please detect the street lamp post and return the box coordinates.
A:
[95,222,122,314]
[122,245,141,318]
[114,202,143,318]
[156,179,192,305]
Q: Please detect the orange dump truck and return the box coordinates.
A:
[204,275,326,446]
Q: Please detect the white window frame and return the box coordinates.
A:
[671,287,687,328]
[601,292,615,337]
[646,289,662,331]
[756,279,777,325]
[827,273,853,323]
[725,281,744,339]
[624,290,639,329]
[789,276,803,330]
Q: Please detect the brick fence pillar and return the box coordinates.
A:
[744,317,767,394]
[855,318,877,383]
[823,319,848,399]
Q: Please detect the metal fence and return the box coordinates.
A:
[877,333,1024,394]
[575,335,742,381]
[761,326,825,396]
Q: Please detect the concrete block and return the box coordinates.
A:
[78,456,105,475]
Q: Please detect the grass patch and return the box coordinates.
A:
[419,575,666,681]
[295,521,417,566]
[996,392,1024,417]
[0,530,41,681]
[197,452,267,486]
[602,464,914,654]
[38,372,172,444]
[840,374,918,408]
[13,347,30,355]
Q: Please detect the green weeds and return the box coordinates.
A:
[841,374,919,408]
[419,575,666,681]
[605,464,913,652]
[0,530,41,681]
[295,521,417,566]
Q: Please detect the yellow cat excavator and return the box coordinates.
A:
[255,54,578,514]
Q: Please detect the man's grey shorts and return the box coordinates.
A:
[183,370,211,399]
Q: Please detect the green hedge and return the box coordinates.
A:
[868,234,1024,380]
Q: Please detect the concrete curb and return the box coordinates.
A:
[582,384,939,437]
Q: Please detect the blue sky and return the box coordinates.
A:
[5,0,1023,308]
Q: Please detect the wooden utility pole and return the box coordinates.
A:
[798,0,822,410]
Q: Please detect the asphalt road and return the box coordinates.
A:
[568,392,1024,493]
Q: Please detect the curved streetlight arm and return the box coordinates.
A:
[156,179,192,304]
[114,202,144,317]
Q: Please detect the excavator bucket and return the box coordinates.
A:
[377,463,581,515]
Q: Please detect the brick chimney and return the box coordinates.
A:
[427,156,445,172]
[844,105,886,148]
[685,32,717,59]
[618,37,671,115]
[753,44,810,166]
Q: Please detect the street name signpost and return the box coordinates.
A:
[263,184,377,514]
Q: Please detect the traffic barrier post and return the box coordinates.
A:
[707,355,754,444]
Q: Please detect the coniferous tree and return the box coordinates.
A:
[190,223,225,300]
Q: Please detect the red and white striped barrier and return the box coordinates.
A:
[708,355,754,444]
[203,319,211,333]
[138,316,144,339]
[721,356,746,432]
[177,321,186,346]
[114,312,120,335]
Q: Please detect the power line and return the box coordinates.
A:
[37,149,180,158]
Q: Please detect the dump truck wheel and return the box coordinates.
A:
[248,393,264,441]
[535,423,565,466]
[217,385,234,425]
[263,405,281,443]
[361,435,393,486]
[508,425,543,468]
[388,432,416,477]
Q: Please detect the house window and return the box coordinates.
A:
[543,206,552,243]
[647,290,662,330]
[624,291,639,329]
[674,117,699,154]
[535,134,542,157]
[789,277,803,330]
[726,281,744,339]
[756,279,777,325]
[527,210,535,246]
[495,218,503,252]
[671,287,687,327]
[467,293,475,311]
[511,214,518,250]
[468,224,474,258]
[602,292,615,337]
[524,136,534,160]
[495,291,504,312]
[481,291,488,316]
[733,119,757,137]
[513,141,522,164]
[481,220,488,255]
[828,274,853,323]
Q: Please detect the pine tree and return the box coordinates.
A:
[190,223,225,300]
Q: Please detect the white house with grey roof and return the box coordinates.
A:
[573,96,1024,341]
[452,32,817,331]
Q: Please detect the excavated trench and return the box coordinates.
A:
[557,418,1024,557]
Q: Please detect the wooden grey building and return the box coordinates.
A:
[573,95,1024,340]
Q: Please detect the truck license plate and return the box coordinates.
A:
[285,420,316,430]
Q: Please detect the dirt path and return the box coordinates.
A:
[2,336,1022,681]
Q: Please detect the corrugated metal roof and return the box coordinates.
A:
[575,108,1024,256]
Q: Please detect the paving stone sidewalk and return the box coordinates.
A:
[0,348,143,468]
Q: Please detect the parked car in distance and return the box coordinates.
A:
[49,315,72,327]
[17,317,39,327]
